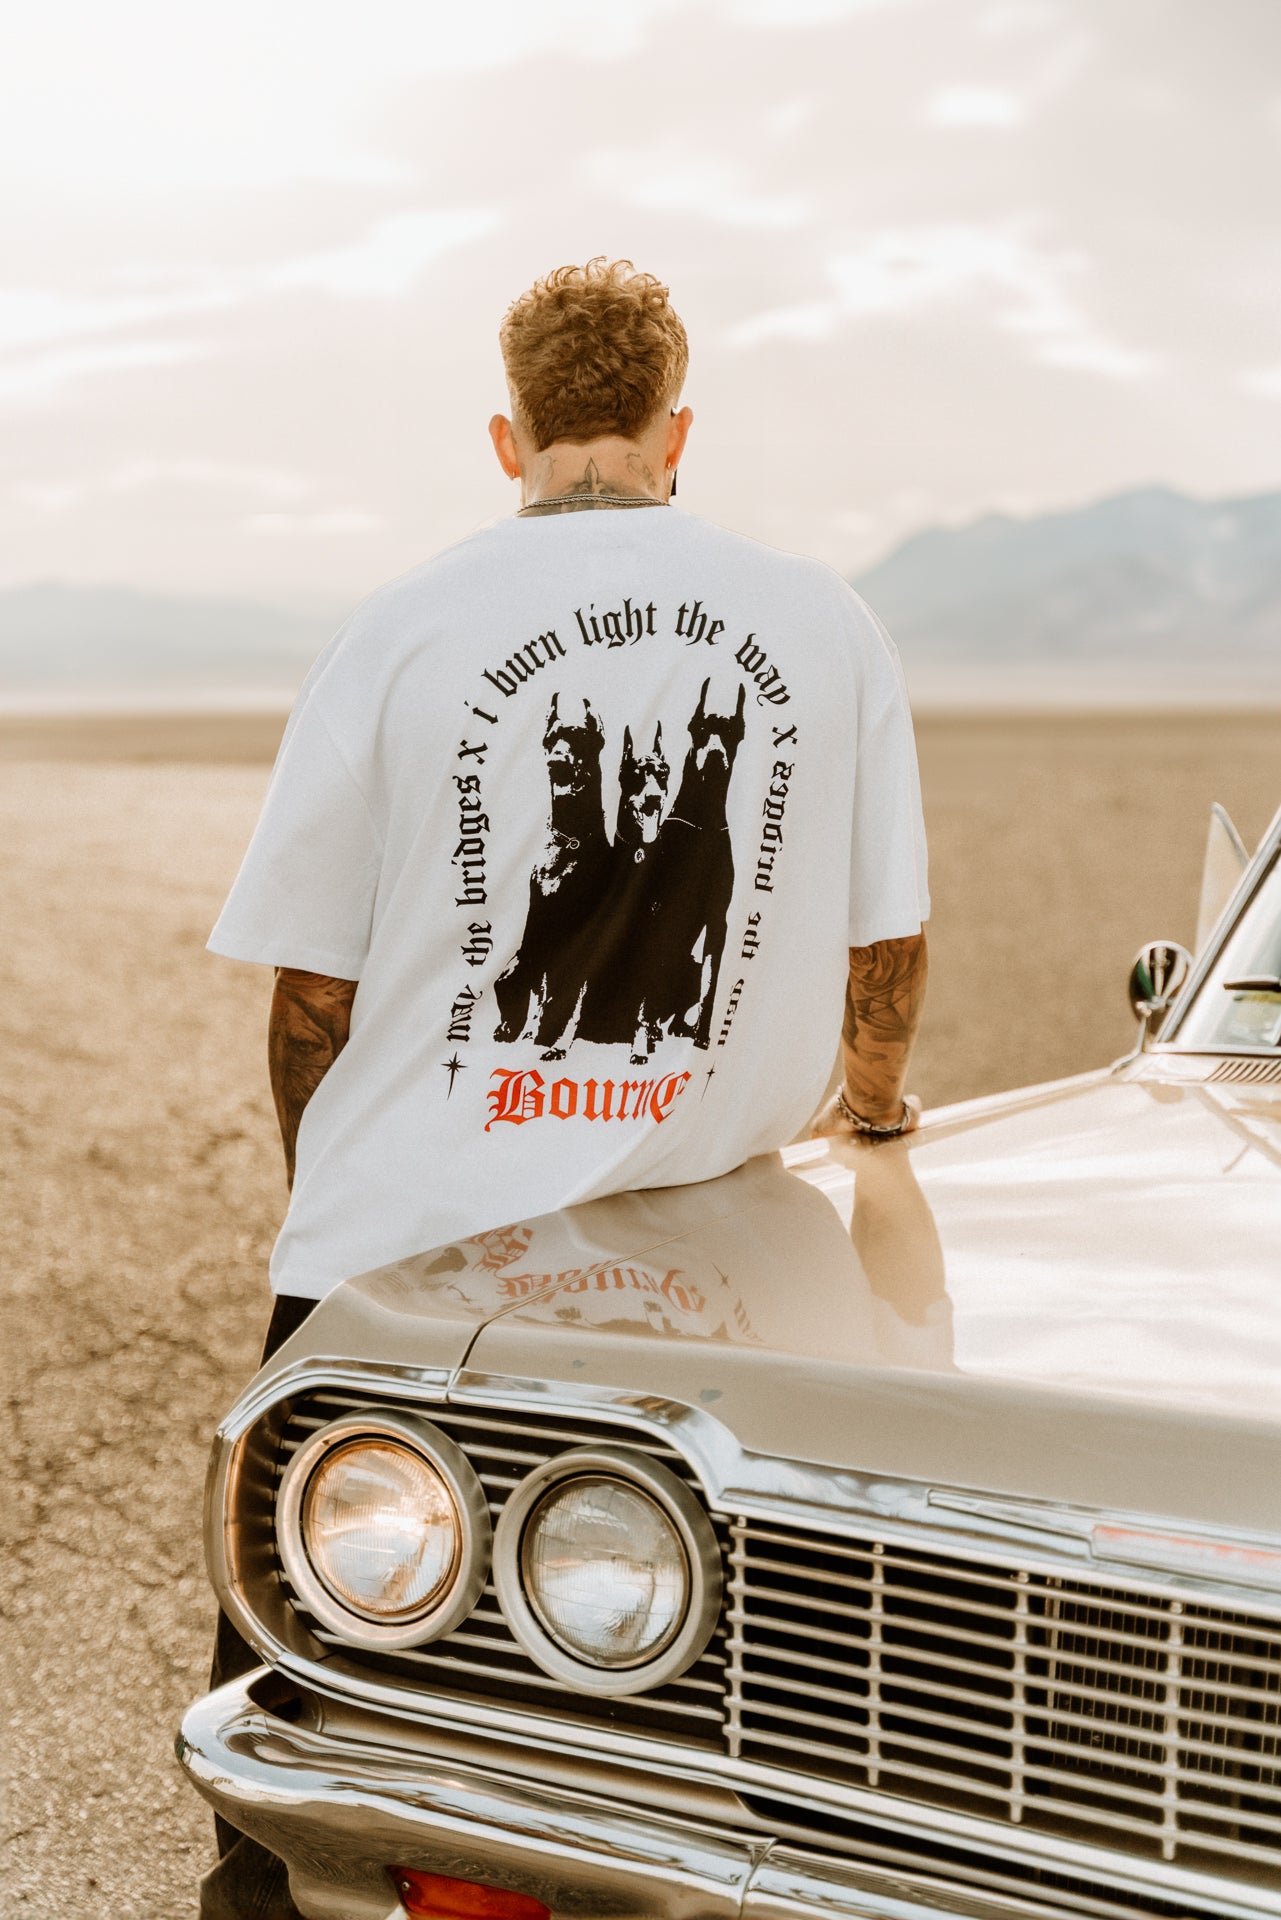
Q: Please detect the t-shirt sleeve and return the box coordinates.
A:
[847,598,930,946]
[208,694,381,977]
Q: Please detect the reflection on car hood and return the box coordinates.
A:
[280,1064,1281,1533]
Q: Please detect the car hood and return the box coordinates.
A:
[276,1063,1281,1534]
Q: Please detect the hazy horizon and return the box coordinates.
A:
[8,472,1281,619]
[5,475,1280,716]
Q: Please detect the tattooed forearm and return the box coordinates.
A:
[841,932,928,1123]
[268,968,358,1189]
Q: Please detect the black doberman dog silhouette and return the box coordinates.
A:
[492,694,609,1057]
[495,683,747,1064]
[627,680,746,1061]
[616,721,669,859]
[574,722,671,1051]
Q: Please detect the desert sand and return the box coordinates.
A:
[2,710,1279,1915]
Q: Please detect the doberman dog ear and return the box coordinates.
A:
[622,724,634,760]
[583,698,604,739]
[694,678,709,723]
[653,720,663,754]
[734,682,746,721]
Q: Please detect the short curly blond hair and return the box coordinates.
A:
[500,257,688,449]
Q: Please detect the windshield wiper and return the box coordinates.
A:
[1223,975,1281,992]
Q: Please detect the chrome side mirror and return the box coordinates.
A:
[1128,940,1192,1046]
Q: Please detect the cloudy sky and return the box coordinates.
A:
[4,0,1280,610]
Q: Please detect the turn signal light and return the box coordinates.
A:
[390,1868,550,1919]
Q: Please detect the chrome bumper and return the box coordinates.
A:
[178,1674,1123,1920]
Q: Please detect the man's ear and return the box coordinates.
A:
[666,404,693,475]
[489,414,521,480]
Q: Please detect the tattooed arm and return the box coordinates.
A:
[813,931,928,1139]
[268,968,358,1188]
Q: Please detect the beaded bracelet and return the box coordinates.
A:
[835,1089,913,1138]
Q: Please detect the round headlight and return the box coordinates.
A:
[493,1445,723,1696]
[521,1475,687,1666]
[302,1439,459,1619]
[276,1409,491,1650]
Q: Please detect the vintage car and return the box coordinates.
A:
[178,800,1281,1920]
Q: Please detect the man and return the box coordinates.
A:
[201,256,929,1916]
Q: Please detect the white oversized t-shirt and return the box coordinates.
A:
[210,507,929,1298]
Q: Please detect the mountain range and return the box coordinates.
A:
[0,582,333,708]
[2,484,1278,710]
[852,484,1281,706]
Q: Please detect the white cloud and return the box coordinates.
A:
[974,1,1064,35]
[268,210,501,299]
[1033,335,1157,379]
[725,301,839,347]
[0,207,498,407]
[828,226,1064,319]
[592,153,810,229]
[763,97,815,139]
[8,458,382,544]
[926,85,1027,127]
[729,223,1157,381]
[0,282,236,356]
[1239,365,1281,401]
[0,339,210,406]
[725,0,910,19]
[831,486,946,572]
[828,506,874,533]
[246,508,383,536]
[11,461,310,510]
[105,460,311,501]
[11,481,84,513]
[0,209,497,351]
[0,0,682,192]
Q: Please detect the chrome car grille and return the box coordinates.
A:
[269,1391,1281,1893]
[275,1391,731,1747]
[728,1518,1281,1884]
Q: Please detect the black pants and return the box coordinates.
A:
[199,1293,315,1920]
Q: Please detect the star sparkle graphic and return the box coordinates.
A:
[443,1054,466,1096]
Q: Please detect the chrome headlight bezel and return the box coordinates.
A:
[276,1408,491,1650]
[492,1444,723,1696]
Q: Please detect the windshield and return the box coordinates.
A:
[1171,850,1281,1050]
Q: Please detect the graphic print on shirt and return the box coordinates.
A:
[436,594,797,1133]
[494,678,746,1065]
[492,692,612,1057]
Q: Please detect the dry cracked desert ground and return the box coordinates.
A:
[3,709,1279,1916]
